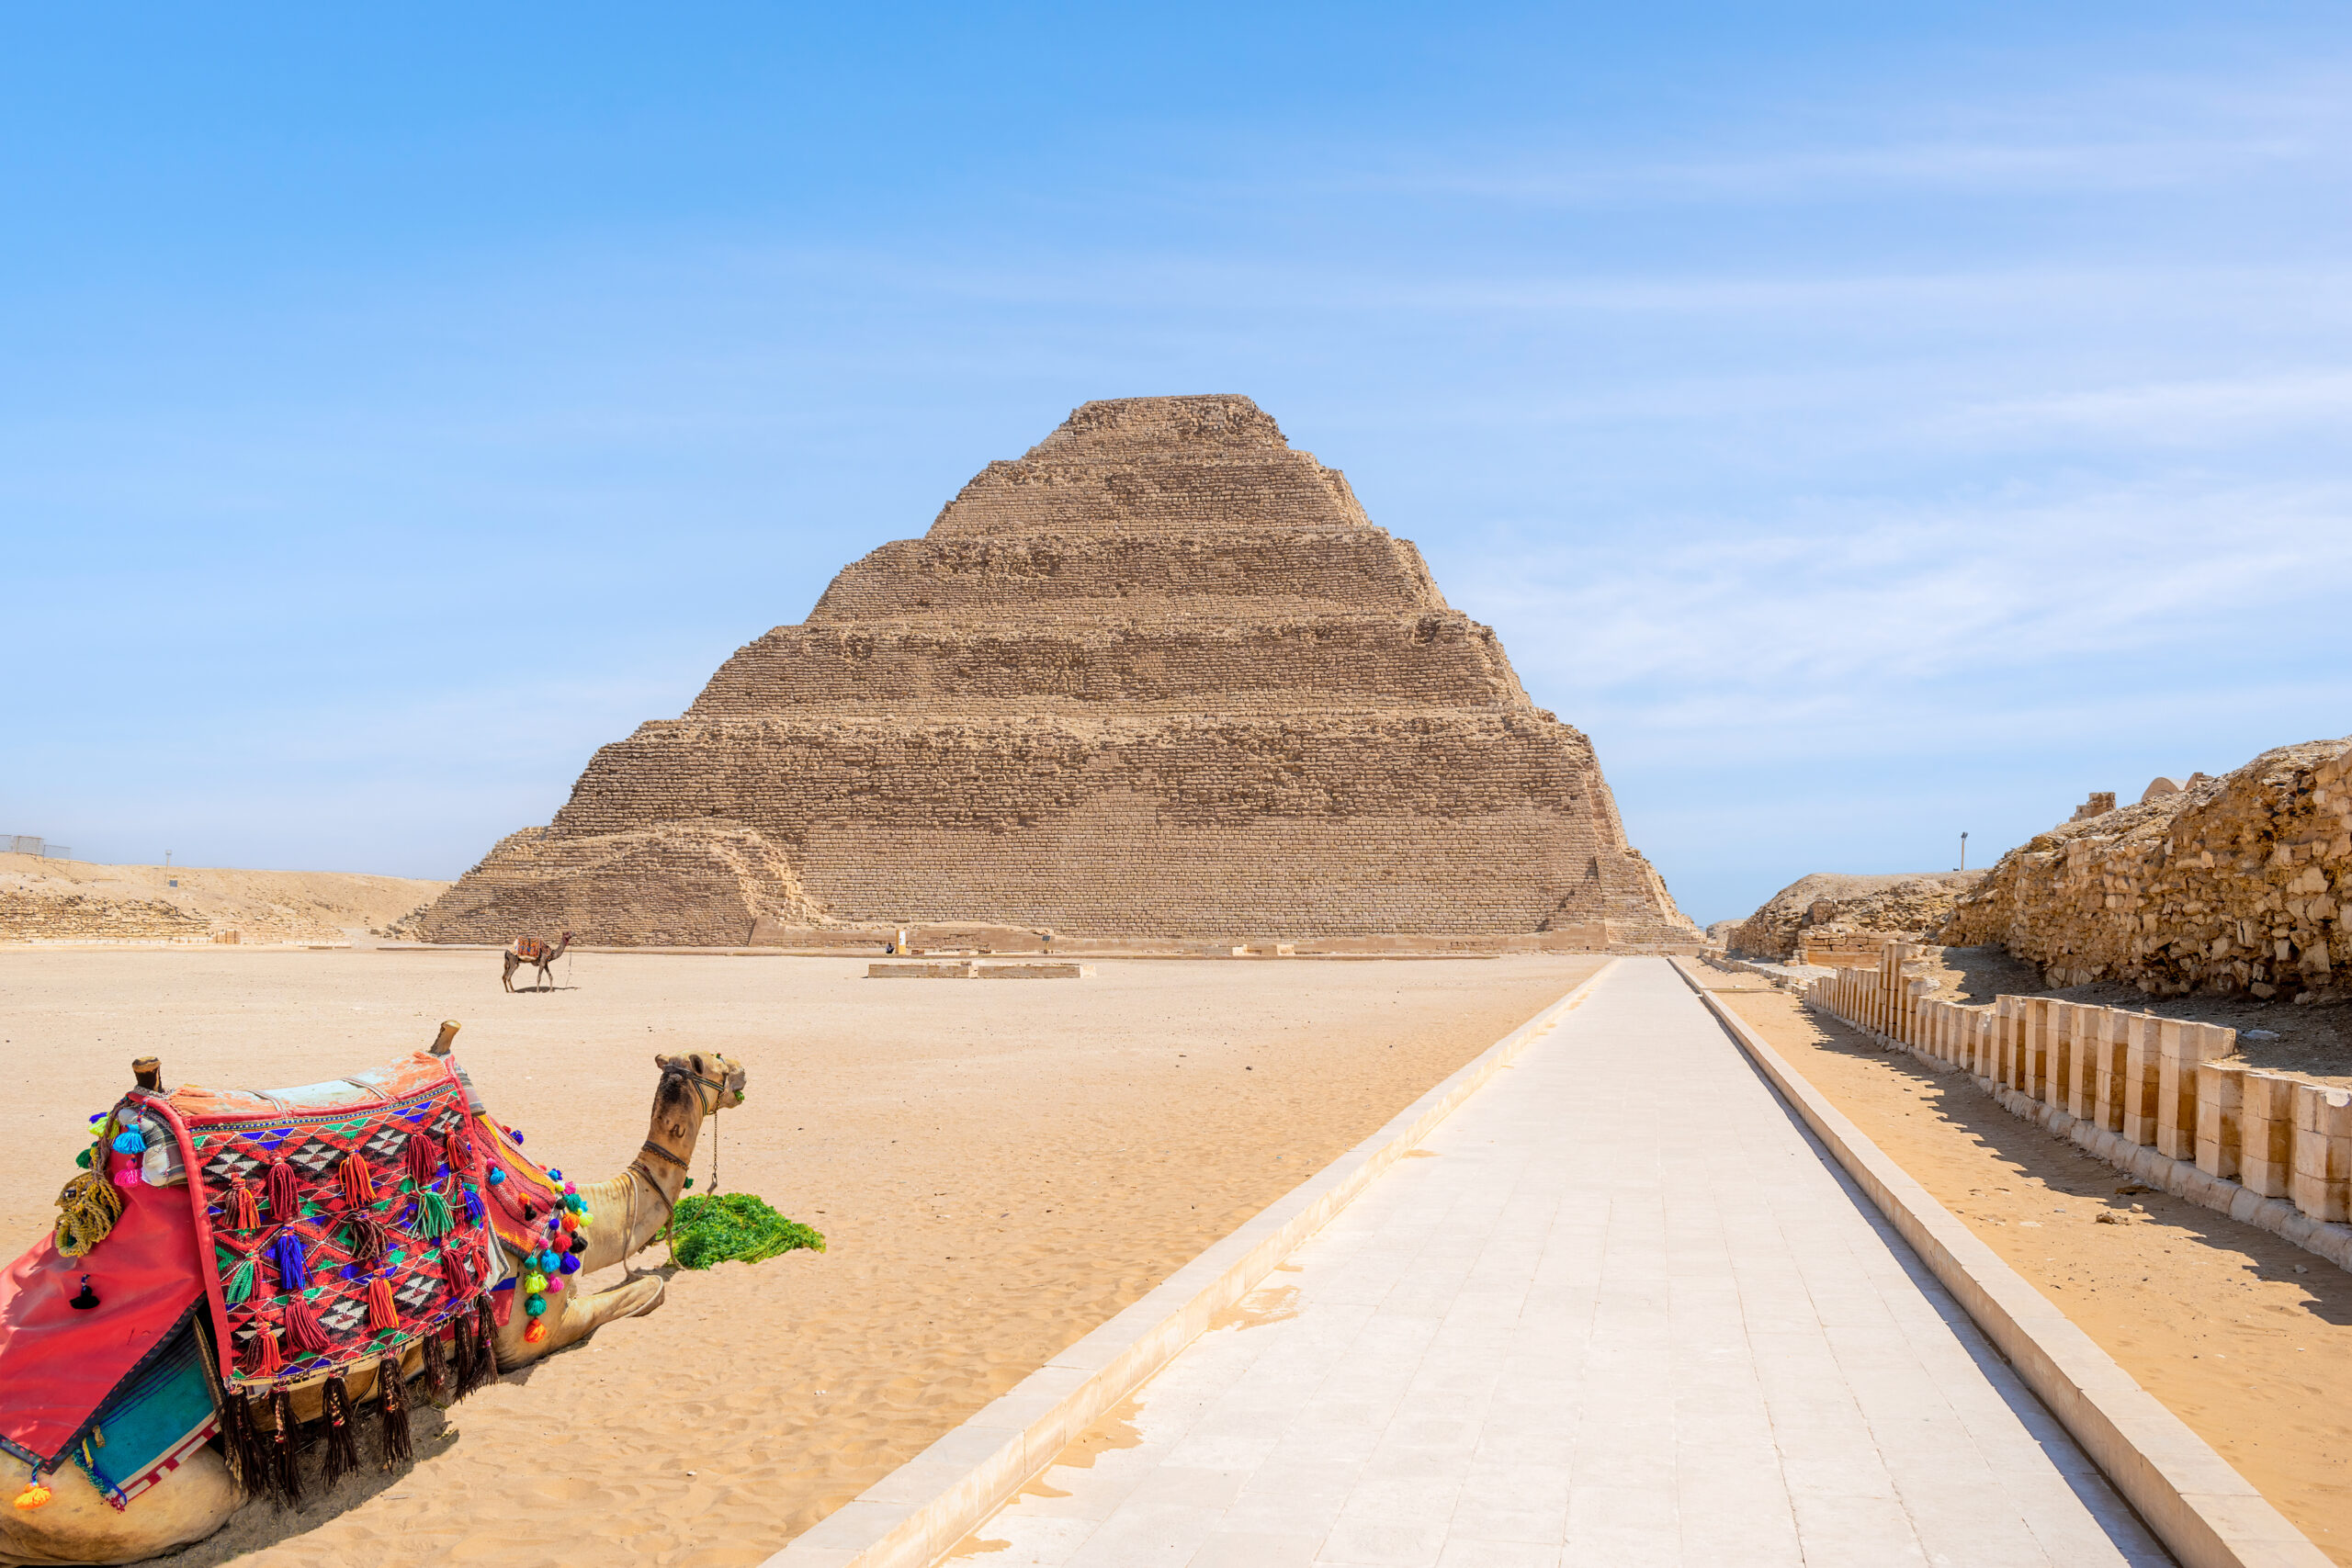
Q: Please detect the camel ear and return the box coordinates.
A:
[689,1053,706,1076]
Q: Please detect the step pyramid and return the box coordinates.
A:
[422,396,1696,947]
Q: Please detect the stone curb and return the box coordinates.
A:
[761,958,1623,1568]
[1671,960,2328,1568]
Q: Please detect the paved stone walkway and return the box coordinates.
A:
[953,958,2171,1567]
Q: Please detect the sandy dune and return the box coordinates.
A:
[0,947,1600,1566]
[0,854,448,945]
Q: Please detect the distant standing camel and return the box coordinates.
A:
[503,931,573,992]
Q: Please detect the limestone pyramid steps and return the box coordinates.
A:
[685,612,1529,716]
[421,395,1700,947]
[808,528,1443,621]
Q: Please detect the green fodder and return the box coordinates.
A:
[667,1192,827,1270]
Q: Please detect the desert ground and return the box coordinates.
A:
[1700,975,2352,1565]
[0,946,1603,1567]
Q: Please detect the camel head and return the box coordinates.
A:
[648,1051,748,1142]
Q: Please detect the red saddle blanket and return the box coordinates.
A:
[511,939,552,964]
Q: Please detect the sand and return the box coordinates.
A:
[1702,977,2352,1565]
[0,947,1602,1566]
[0,854,449,945]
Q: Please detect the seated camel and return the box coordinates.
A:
[501,931,572,993]
[0,1034,744,1568]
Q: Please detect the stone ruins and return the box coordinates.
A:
[424,395,1698,948]
[1941,737,2352,998]
[1724,871,1984,964]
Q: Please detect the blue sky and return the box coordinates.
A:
[5,5,2347,926]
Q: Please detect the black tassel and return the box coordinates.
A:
[375,1353,413,1468]
[474,1293,501,1382]
[451,1314,482,1399]
[320,1375,359,1488]
[419,1325,451,1401]
[268,1385,304,1507]
[218,1387,268,1498]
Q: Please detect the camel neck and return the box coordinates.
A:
[577,1081,708,1269]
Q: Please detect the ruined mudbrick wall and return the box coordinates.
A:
[424,395,1698,946]
[1726,872,1984,962]
[1940,738,2352,998]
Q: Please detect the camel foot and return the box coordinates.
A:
[1,1449,237,1567]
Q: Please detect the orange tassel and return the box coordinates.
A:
[13,1478,51,1511]
[249,1322,283,1378]
[229,1176,261,1231]
[367,1274,399,1332]
[524,1318,548,1344]
[339,1153,377,1206]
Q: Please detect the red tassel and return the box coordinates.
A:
[283,1293,333,1354]
[445,1127,470,1175]
[339,1153,378,1206]
[248,1322,284,1379]
[404,1132,438,1187]
[367,1274,399,1332]
[229,1176,261,1232]
[265,1158,300,1222]
[439,1241,475,1297]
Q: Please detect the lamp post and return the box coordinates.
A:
[1959,832,1968,872]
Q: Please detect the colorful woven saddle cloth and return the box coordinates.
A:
[463,1100,595,1342]
[511,939,552,964]
[155,1052,502,1392]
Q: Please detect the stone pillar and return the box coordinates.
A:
[1993,998,2017,1089]
[2195,1063,2246,1181]
[2019,998,2051,1101]
[2242,1072,2299,1198]
[2121,1014,2163,1146]
[2093,1010,2129,1134]
[2048,1002,2077,1113]
[2290,1083,2352,1223]
[2158,1021,2230,1161]
[2074,1007,2104,1119]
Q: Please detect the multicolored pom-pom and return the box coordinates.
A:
[486,1168,505,1185]
[524,1295,548,1317]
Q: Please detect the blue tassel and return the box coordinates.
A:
[270,1231,311,1291]
[558,1253,581,1275]
[486,1168,505,1186]
[461,1184,487,1222]
[112,1129,146,1155]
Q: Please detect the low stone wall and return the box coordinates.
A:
[0,891,209,944]
[1809,942,2352,1273]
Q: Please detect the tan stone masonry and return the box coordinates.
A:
[424,395,1696,947]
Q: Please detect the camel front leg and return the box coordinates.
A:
[496,1272,665,1367]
